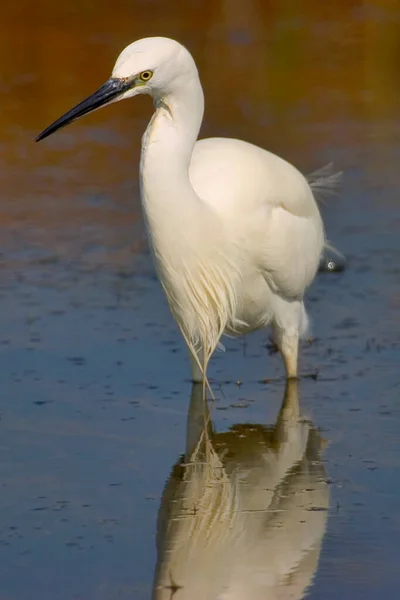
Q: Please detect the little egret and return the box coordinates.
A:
[37,37,328,382]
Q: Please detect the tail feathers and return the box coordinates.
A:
[323,242,345,260]
[307,162,342,202]
[308,163,346,265]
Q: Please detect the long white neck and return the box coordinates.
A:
[138,70,236,358]
[139,72,205,245]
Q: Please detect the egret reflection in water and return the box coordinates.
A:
[153,381,329,599]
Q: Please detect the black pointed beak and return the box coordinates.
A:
[36,77,131,142]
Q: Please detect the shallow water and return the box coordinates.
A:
[1,1,400,598]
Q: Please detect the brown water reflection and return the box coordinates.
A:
[1,0,399,269]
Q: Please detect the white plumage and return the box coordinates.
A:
[37,36,328,381]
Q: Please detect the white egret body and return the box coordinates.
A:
[37,37,326,381]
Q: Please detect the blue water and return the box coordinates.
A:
[1,162,399,598]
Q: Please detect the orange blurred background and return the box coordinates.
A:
[0,0,399,269]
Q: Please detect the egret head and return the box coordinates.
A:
[36,37,196,142]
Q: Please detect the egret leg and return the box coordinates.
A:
[189,346,205,383]
[273,327,298,379]
[274,378,300,440]
[185,382,210,460]
[271,298,308,379]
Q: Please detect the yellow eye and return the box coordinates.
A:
[139,70,153,82]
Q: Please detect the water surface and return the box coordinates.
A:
[1,1,399,598]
